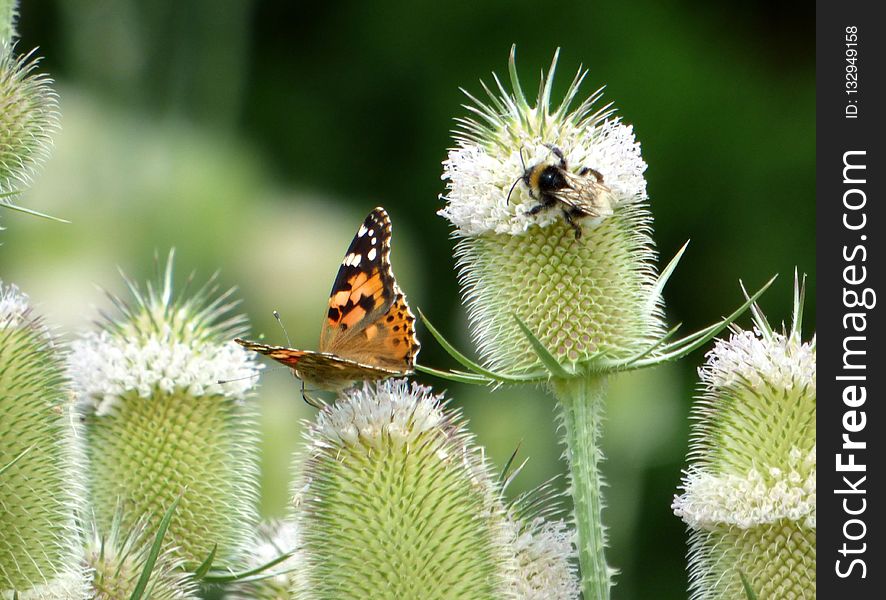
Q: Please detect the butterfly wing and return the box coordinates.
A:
[319,207,419,373]
[233,338,401,390]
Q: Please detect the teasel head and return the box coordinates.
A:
[0,283,89,599]
[1,1,60,217]
[83,511,199,600]
[672,275,815,599]
[68,250,262,569]
[290,379,579,599]
[226,520,305,600]
[439,46,662,375]
[503,487,580,600]
[293,379,512,598]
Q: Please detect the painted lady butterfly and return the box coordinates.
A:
[235,207,420,395]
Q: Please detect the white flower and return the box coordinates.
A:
[69,331,259,416]
[311,379,447,449]
[507,516,580,600]
[674,279,816,599]
[700,328,816,397]
[0,282,33,328]
[439,48,647,238]
[673,446,816,530]
[441,121,647,237]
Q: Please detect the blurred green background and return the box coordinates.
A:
[6,1,814,598]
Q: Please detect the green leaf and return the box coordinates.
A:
[743,278,773,338]
[201,549,295,584]
[508,44,529,110]
[648,240,689,314]
[415,363,493,385]
[193,544,217,579]
[499,439,525,484]
[623,274,777,369]
[793,269,807,338]
[739,571,759,600]
[417,308,548,384]
[0,197,70,223]
[512,313,573,378]
[617,322,683,368]
[129,495,181,600]
[0,445,32,477]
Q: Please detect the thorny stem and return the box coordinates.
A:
[552,375,611,600]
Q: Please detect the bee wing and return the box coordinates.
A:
[553,171,614,217]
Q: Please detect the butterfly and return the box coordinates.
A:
[235,207,420,399]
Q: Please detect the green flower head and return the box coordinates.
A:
[1,283,89,599]
[68,251,262,568]
[439,47,663,374]
[293,379,580,599]
[673,278,815,599]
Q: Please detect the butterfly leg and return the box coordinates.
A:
[301,379,323,409]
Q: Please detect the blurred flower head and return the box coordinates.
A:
[84,512,199,600]
[0,43,59,198]
[1,282,88,599]
[69,251,262,566]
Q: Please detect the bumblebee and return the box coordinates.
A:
[509,145,613,239]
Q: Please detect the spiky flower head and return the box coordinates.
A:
[296,380,512,599]
[68,251,261,568]
[1,0,18,46]
[294,379,580,600]
[0,40,59,200]
[1,283,89,599]
[505,512,579,600]
[672,279,815,599]
[227,520,304,600]
[83,512,199,600]
[439,47,662,374]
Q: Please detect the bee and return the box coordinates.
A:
[508,145,613,239]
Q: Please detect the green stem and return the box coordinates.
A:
[552,375,610,600]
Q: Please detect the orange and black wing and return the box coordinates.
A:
[318,207,419,372]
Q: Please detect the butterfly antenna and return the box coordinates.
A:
[217,371,262,385]
[218,365,292,385]
[273,310,293,347]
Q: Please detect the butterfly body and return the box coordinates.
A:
[235,207,419,393]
